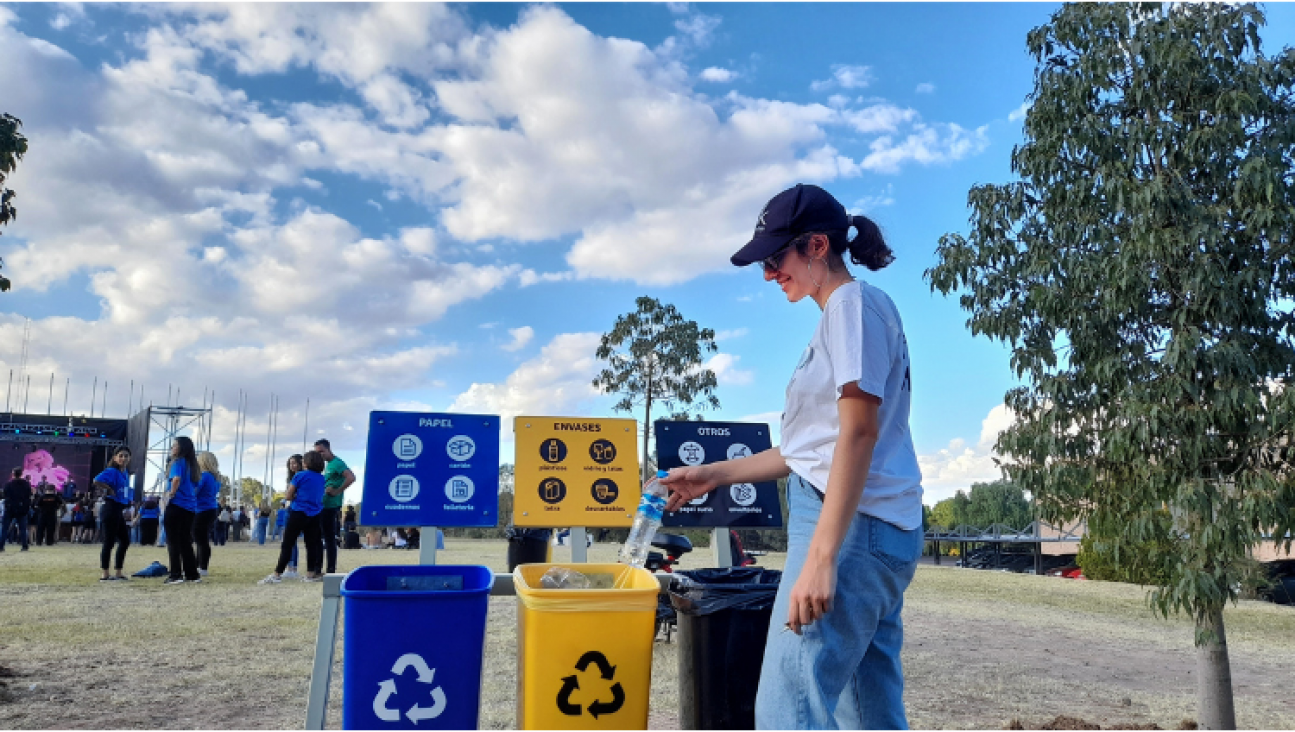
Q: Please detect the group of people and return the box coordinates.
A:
[259,439,353,584]
[0,435,358,589]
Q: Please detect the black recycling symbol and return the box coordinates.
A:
[556,651,625,719]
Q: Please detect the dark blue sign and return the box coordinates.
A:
[655,420,783,528]
[363,412,500,527]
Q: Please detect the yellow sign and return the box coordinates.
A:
[513,417,639,528]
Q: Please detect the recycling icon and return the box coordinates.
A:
[556,651,625,719]
[372,653,447,724]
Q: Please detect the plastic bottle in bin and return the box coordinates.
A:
[619,471,669,569]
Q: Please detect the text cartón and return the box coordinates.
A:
[697,427,730,436]
[553,422,602,432]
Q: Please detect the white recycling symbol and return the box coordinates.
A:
[373,653,447,724]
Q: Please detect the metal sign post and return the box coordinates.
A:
[570,527,588,562]
[712,527,734,568]
[419,527,438,565]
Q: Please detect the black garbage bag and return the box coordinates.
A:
[669,568,781,730]
[505,526,552,572]
[669,567,782,615]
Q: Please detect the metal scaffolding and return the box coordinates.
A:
[142,406,212,497]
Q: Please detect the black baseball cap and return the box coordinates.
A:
[730,184,849,266]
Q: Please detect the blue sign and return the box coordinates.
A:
[655,420,783,528]
[363,412,500,527]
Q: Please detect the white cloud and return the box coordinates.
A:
[450,332,604,423]
[673,13,721,46]
[0,5,1002,484]
[915,82,935,94]
[862,123,990,174]
[713,328,748,342]
[811,64,873,92]
[699,67,736,83]
[918,404,1016,505]
[842,103,918,134]
[502,326,535,352]
[705,353,754,387]
[1008,101,1030,122]
[852,184,896,212]
[49,3,86,31]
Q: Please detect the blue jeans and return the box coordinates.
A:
[2,513,29,550]
[755,473,922,730]
[255,517,268,545]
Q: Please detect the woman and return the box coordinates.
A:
[193,452,221,577]
[280,455,303,577]
[95,448,134,581]
[162,436,202,584]
[70,500,84,544]
[260,451,325,584]
[661,184,924,730]
[213,502,229,546]
[255,501,270,545]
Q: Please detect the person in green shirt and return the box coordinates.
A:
[313,439,355,574]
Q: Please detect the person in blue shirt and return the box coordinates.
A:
[162,437,202,584]
[260,451,326,584]
[193,452,222,577]
[95,448,134,581]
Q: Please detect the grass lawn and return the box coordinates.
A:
[1,538,1293,729]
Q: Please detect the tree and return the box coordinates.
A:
[926,5,1295,728]
[499,463,514,494]
[594,297,721,482]
[929,490,971,530]
[964,480,1033,529]
[0,113,28,292]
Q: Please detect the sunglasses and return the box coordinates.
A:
[761,243,794,273]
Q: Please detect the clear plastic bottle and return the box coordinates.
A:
[619,470,669,569]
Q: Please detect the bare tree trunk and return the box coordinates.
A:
[640,393,652,485]
[1195,606,1236,730]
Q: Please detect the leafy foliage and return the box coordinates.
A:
[594,296,720,419]
[929,481,1032,530]
[927,8,1295,718]
[0,113,28,292]
[594,297,720,476]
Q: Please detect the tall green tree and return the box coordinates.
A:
[0,113,28,292]
[594,297,720,482]
[965,480,1033,529]
[927,5,1295,728]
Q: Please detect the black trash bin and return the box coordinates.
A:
[670,567,782,730]
[505,527,551,572]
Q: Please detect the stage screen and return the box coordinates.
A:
[4,443,95,499]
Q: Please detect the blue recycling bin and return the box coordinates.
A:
[341,565,493,730]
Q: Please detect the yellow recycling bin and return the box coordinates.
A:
[514,563,658,730]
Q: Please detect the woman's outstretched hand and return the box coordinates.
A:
[661,465,721,512]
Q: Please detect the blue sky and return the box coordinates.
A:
[2,3,1293,504]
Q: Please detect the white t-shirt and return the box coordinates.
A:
[780,280,924,530]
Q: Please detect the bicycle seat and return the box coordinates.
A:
[651,532,693,556]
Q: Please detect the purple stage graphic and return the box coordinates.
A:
[8,444,93,497]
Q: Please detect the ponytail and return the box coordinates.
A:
[791,214,895,272]
[845,215,894,271]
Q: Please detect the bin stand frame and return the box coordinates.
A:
[712,527,733,568]
[419,525,438,565]
[570,526,588,562]
[305,574,344,730]
[302,570,671,729]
